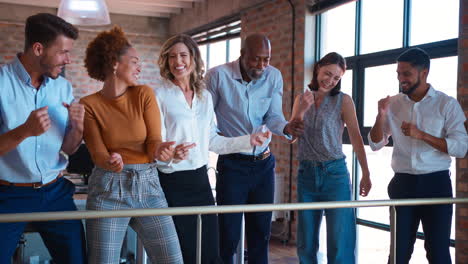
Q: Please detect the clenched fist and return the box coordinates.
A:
[107,152,124,172]
[24,106,51,136]
[377,96,391,116]
[250,130,272,147]
[63,101,84,131]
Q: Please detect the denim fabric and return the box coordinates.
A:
[387,170,452,264]
[296,158,356,264]
[0,178,86,264]
[86,163,182,264]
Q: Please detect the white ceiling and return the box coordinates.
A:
[0,0,203,18]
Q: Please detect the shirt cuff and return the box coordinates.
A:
[367,132,386,151]
[446,137,468,158]
[237,134,253,153]
[281,122,293,140]
[155,159,173,167]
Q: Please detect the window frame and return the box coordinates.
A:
[314,0,458,247]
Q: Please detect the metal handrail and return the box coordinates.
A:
[2,197,466,264]
[0,197,465,222]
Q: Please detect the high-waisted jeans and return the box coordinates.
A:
[296,158,356,264]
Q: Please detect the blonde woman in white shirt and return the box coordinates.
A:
[155,34,270,264]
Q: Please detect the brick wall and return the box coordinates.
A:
[240,0,306,241]
[457,0,468,263]
[0,3,169,99]
[64,30,166,98]
[169,0,268,35]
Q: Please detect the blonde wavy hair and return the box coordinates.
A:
[158,34,205,98]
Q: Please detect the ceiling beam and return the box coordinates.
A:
[0,0,179,17]
[114,0,192,9]
[108,2,181,14]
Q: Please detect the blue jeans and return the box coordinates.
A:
[387,170,452,264]
[297,159,356,264]
[0,177,87,264]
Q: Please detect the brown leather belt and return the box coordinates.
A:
[0,173,63,189]
[224,149,271,161]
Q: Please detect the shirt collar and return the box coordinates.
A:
[231,58,267,84]
[12,53,51,87]
[403,84,436,102]
[12,54,32,85]
[424,84,436,99]
[232,59,243,81]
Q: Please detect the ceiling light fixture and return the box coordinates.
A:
[58,0,111,26]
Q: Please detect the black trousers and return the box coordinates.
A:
[159,165,222,264]
[387,170,452,264]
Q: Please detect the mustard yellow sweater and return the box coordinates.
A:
[81,85,161,170]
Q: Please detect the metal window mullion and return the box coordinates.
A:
[206,44,210,69]
[226,39,230,63]
[315,14,322,60]
[403,0,411,47]
[354,0,362,56]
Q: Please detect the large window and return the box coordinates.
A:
[191,21,242,189]
[192,20,241,70]
[315,0,459,261]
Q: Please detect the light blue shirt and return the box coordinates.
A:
[0,56,74,183]
[206,59,289,155]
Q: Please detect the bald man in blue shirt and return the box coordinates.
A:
[206,33,303,264]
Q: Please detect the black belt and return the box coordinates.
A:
[223,150,271,161]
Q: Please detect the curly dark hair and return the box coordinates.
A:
[308,52,346,96]
[25,13,78,51]
[158,34,205,98]
[84,26,131,81]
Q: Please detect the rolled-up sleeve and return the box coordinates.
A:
[367,113,391,151]
[367,132,388,151]
[444,100,468,158]
[205,70,219,109]
[264,71,289,137]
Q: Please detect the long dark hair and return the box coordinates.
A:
[308,52,346,96]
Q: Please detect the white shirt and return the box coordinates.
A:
[368,85,468,175]
[155,79,252,173]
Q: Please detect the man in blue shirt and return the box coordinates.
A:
[206,33,303,264]
[0,13,86,263]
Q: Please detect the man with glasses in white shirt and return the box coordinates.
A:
[206,33,304,264]
[369,47,467,264]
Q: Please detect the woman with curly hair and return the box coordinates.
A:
[155,34,270,264]
[80,26,183,264]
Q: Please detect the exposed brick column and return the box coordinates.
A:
[457,0,468,263]
[240,0,306,242]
